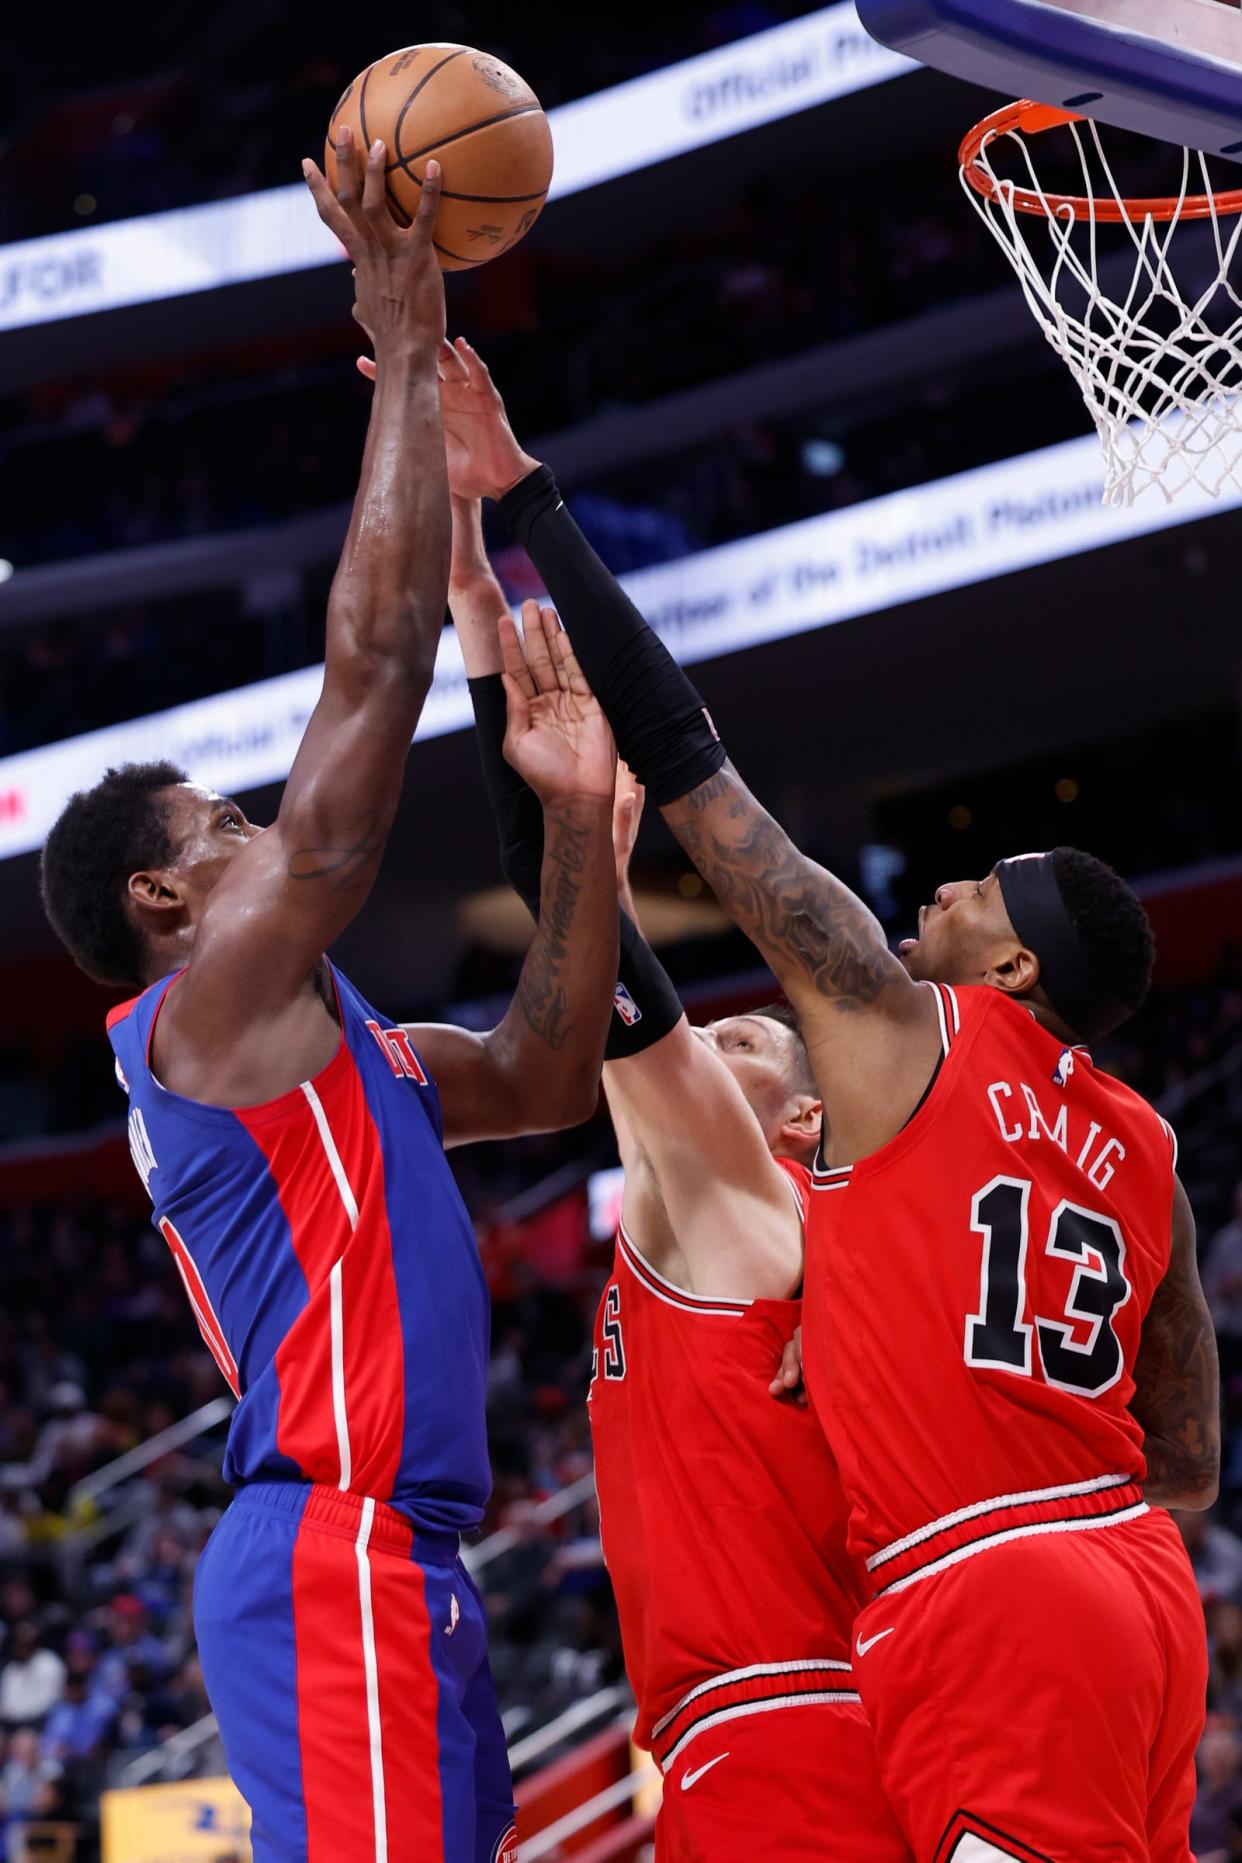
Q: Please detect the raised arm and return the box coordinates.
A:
[1132,1177,1221,1510]
[601,776,805,1300]
[447,503,804,1296]
[157,132,450,1090]
[433,340,941,1160]
[406,604,618,1147]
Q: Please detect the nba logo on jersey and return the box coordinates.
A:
[1053,1047,1077,1087]
[613,983,643,1027]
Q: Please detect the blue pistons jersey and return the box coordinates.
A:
[107,962,492,1533]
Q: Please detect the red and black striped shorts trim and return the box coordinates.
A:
[866,1474,1148,1597]
[650,1659,859,1770]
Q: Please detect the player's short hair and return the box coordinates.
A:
[40,761,189,990]
[750,1000,817,1096]
[1049,846,1155,1020]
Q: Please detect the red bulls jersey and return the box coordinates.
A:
[107,964,491,1534]
[589,1162,868,1762]
[805,982,1177,1598]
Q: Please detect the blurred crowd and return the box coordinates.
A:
[1,163,1009,565]
[0,939,1238,1851]
[1,2,811,242]
[0,359,1082,758]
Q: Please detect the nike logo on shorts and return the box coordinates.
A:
[681,1752,730,1792]
[855,1627,895,1657]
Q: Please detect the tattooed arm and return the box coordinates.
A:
[154,141,451,1104]
[662,763,942,1161]
[403,604,617,1146]
[407,793,616,1145]
[1133,1178,1221,1510]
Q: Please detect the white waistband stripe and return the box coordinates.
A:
[866,1472,1137,1571]
[651,1657,853,1739]
[661,1691,861,1771]
[877,1501,1150,1597]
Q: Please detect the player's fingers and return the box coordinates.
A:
[500,670,531,737]
[498,614,536,701]
[411,159,443,242]
[302,158,357,253]
[333,124,364,223]
[552,625,593,701]
[440,336,470,383]
[456,336,495,385]
[356,356,377,382]
[521,599,558,696]
[539,607,570,693]
[361,137,389,223]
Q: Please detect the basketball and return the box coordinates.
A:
[325,44,554,271]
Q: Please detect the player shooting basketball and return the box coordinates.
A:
[37,136,621,1863]
[440,474,911,1860]
[437,337,1219,1863]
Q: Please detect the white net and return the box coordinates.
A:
[960,115,1242,507]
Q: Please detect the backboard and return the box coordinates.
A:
[856,0,1242,162]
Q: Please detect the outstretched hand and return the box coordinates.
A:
[302,127,445,356]
[501,603,616,807]
[358,334,537,499]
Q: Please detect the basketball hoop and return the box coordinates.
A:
[959,101,1242,507]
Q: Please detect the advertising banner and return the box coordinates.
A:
[101,1778,251,1863]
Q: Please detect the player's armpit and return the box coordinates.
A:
[1132,1176,1221,1511]
[604,1019,804,1301]
[660,762,944,1160]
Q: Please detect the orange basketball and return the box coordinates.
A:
[325,44,554,271]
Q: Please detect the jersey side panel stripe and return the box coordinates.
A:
[237,1061,406,1500]
[329,1064,406,1502]
[159,1217,241,1397]
[237,1097,351,1487]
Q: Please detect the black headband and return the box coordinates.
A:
[996,853,1129,1044]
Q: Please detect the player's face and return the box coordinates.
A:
[695,1015,814,1152]
[151,784,264,911]
[899,870,1021,987]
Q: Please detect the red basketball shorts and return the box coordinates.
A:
[655,1695,911,1862]
[850,1507,1206,1863]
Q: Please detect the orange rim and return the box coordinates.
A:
[960,99,1242,223]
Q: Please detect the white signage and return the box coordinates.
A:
[1,427,1235,862]
[0,6,910,333]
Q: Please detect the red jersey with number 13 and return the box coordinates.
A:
[805,983,1177,1598]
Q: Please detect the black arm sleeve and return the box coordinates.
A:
[467,672,685,1060]
[497,466,727,806]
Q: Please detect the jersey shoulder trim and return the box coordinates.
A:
[1158,1115,1179,1170]
[774,1156,811,1220]
[105,993,143,1032]
[928,980,962,1055]
[616,1221,751,1317]
[810,1153,853,1192]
